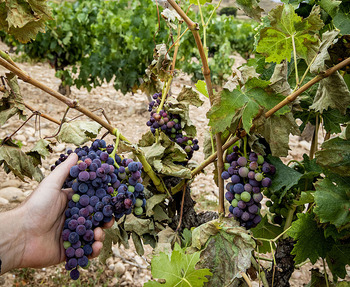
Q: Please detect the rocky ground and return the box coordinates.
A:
[0,38,348,287]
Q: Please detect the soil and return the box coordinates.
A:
[0,37,348,287]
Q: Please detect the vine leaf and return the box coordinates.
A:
[251,215,283,253]
[0,73,26,126]
[161,8,181,30]
[195,80,209,99]
[0,144,43,182]
[310,72,350,115]
[177,85,204,108]
[256,4,323,63]
[235,0,264,22]
[333,11,350,35]
[0,0,52,43]
[319,0,341,18]
[326,243,350,280]
[144,243,212,287]
[288,212,334,264]
[29,139,51,159]
[266,155,303,200]
[315,137,350,177]
[310,30,339,73]
[256,112,299,157]
[190,218,255,286]
[56,120,101,146]
[207,77,289,134]
[314,177,350,228]
[146,194,167,217]
[322,108,350,134]
[124,214,154,237]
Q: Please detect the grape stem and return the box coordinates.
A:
[283,207,296,239]
[176,181,187,232]
[322,258,330,287]
[309,113,319,160]
[110,129,121,169]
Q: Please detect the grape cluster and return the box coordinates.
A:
[222,146,275,229]
[264,188,303,225]
[51,139,146,280]
[147,92,199,159]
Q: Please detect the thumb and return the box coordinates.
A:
[44,153,78,189]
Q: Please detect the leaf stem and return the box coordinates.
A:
[322,258,329,287]
[296,53,318,90]
[205,0,223,27]
[110,129,121,169]
[176,181,187,231]
[283,208,295,239]
[309,113,319,160]
[251,256,269,287]
[44,106,70,139]
[291,35,299,86]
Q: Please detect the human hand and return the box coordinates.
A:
[0,153,114,274]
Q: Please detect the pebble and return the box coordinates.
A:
[134,255,144,266]
[114,261,126,277]
[124,271,133,282]
[14,134,26,143]
[112,246,121,257]
[0,179,22,189]
[53,143,66,153]
[0,197,9,205]
[110,277,118,286]
[0,187,26,202]
[108,264,115,271]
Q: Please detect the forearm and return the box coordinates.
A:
[0,207,25,275]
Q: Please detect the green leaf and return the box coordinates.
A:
[191,218,255,286]
[267,155,303,199]
[256,4,322,63]
[315,137,350,177]
[189,0,212,5]
[314,177,350,228]
[0,73,26,126]
[0,144,43,182]
[207,78,289,134]
[251,215,283,253]
[235,0,264,22]
[195,80,209,99]
[293,191,314,205]
[320,0,341,17]
[132,232,145,256]
[304,269,334,287]
[326,243,350,279]
[56,121,102,146]
[269,61,291,96]
[288,212,334,264]
[177,85,204,108]
[153,158,192,179]
[323,108,350,134]
[333,12,350,35]
[310,72,350,114]
[145,243,212,287]
[256,113,299,157]
[124,214,154,237]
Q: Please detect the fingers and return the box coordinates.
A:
[45,153,78,190]
[89,227,105,258]
[62,188,74,199]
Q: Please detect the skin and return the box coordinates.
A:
[0,153,114,274]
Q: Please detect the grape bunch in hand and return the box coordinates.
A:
[51,139,146,280]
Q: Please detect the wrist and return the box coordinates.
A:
[0,206,26,274]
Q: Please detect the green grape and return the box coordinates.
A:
[135,198,143,207]
[235,194,241,201]
[72,194,80,203]
[128,185,135,193]
[63,241,71,249]
[134,206,143,216]
[231,199,238,207]
[269,206,275,213]
[224,163,231,170]
[266,200,273,207]
[255,173,263,181]
[271,194,278,202]
[257,155,264,165]
[241,191,251,202]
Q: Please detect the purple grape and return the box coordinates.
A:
[221,171,230,180]
[75,248,84,258]
[68,232,79,244]
[237,157,248,167]
[252,186,260,194]
[66,247,75,258]
[233,183,244,194]
[238,167,249,178]
[261,177,272,187]
[241,212,250,221]
[249,152,258,162]
[231,175,241,184]
[232,207,243,218]
[70,166,80,178]
[244,183,252,192]
[76,225,86,236]
[78,171,90,182]
[237,200,246,209]
[225,192,234,202]
[248,204,259,214]
[83,244,93,256]
[253,215,262,225]
[67,258,78,269]
[78,256,89,268]
[249,161,258,170]
[70,269,80,280]
[253,193,263,203]
[79,195,90,207]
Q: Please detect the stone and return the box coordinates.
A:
[0,197,9,205]
[0,179,22,189]
[53,143,66,153]
[134,255,144,266]
[124,271,133,282]
[114,261,126,277]
[112,246,120,257]
[111,277,118,286]
[0,187,26,202]
[108,264,115,271]
[14,134,26,142]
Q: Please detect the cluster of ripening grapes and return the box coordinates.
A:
[51,139,146,280]
[147,92,199,159]
[222,146,275,229]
